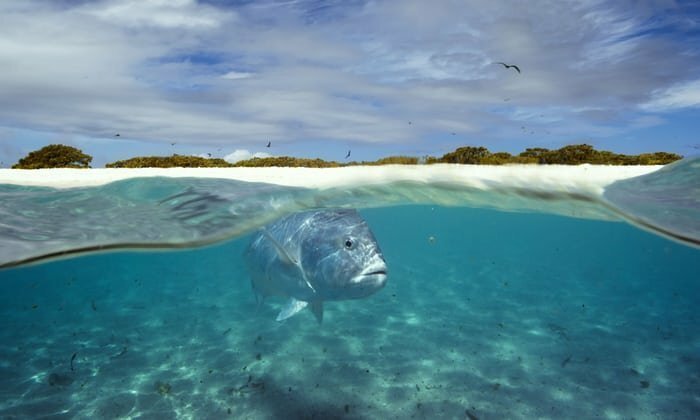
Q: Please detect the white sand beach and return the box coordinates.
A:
[0,164,661,195]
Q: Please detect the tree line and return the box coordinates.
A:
[9,143,682,169]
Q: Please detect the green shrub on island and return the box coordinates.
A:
[522,145,681,165]
[355,156,420,165]
[438,144,681,165]
[14,143,683,169]
[233,156,342,168]
[440,146,492,164]
[105,155,234,168]
[12,144,92,169]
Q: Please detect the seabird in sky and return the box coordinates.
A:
[496,62,521,73]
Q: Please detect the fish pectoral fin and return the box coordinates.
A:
[261,228,317,294]
[261,228,299,266]
[310,301,324,324]
[276,298,308,321]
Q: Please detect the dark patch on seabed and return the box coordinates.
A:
[0,205,699,419]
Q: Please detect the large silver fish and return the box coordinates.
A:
[244,209,388,323]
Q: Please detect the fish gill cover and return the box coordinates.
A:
[0,157,698,269]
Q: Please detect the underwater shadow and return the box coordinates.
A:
[245,374,370,420]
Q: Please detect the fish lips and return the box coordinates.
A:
[348,267,388,297]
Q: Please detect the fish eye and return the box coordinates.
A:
[344,238,354,249]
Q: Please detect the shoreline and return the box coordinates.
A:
[0,165,661,194]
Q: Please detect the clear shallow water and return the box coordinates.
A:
[0,162,699,419]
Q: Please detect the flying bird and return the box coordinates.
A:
[114,133,120,137]
[345,150,351,159]
[266,141,271,148]
[496,62,521,73]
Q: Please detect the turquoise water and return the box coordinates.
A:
[0,162,699,419]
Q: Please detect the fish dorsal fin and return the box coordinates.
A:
[276,298,308,321]
[310,301,324,324]
[261,228,317,294]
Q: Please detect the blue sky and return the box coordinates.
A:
[1,0,699,167]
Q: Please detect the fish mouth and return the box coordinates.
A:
[363,269,387,276]
[355,267,388,287]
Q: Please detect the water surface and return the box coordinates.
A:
[0,160,698,419]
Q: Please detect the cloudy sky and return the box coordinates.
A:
[1,0,699,167]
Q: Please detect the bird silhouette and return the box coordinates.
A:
[266,141,271,148]
[114,133,120,137]
[345,150,351,159]
[496,62,521,73]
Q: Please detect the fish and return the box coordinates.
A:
[244,209,388,323]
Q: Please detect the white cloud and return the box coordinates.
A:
[80,0,229,29]
[0,0,697,163]
[223,149,272,163]
[221,71,254,80]
[641,79,700,112]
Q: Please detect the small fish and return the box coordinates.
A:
[111,346,128,359]
[70,352,77,371]
[561,355,572,367]
[245,209,388,323]
[466,410,480,420]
